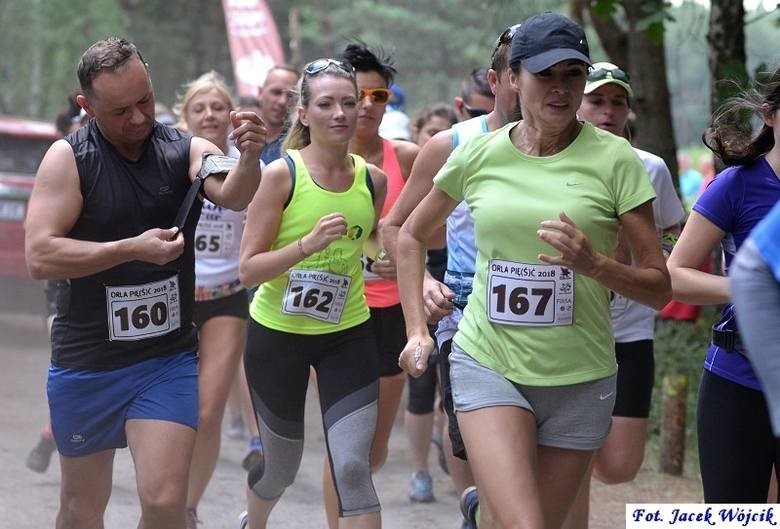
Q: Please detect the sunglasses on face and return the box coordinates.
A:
[587,66,631,85]
[358,87,392,105]
[463,103,489,118]
[304,58,355,77]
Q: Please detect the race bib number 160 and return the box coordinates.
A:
[487,260,574,327]
[106,276,181,341]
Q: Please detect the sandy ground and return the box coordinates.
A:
[0,279,703,528]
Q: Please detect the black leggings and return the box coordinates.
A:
[438,339,467,460]
[244,319,381,516]
[697,369,780,502]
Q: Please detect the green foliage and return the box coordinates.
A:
[0,0,774,146]
[0,0,126,118]
[636,2,675,43]
[123,0,233,110]
[665,1,777,148]
[591,0,622,19]
[284,0,564,119]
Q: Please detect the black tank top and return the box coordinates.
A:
[51,120,202,369]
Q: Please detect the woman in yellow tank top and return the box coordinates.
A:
[237,59,387,529]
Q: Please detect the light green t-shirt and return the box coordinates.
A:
[434,121,655,386]
[250,150,373,334]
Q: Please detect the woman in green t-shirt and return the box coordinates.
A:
[396,13,670,529]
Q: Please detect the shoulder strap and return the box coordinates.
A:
[451,115,489,149]
[350,153,375,203]
[282,152,296,209]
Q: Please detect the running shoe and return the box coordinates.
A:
[459,486,479,527]
[226,415,246,440]
[238,510,248,529]
[408,470,435,503]
[25,435,57,473]
[241,436,263,471]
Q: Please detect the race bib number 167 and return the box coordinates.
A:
[486,260,574,327]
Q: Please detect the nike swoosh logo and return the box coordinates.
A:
[599,392,614,400]
[566,182,582,187]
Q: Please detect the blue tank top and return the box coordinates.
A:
[445,115,488,276]
[52,120,199,370]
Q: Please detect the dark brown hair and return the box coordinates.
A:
[703,68,780,167]
[77,37,145,97]
[413,102,458,132]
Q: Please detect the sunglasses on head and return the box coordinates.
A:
[358,87,392,105]
[304,58,355,77]
[463,103,489,118]
[490,23,521,65]
[587,66,631,85]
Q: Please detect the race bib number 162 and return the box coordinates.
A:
[486,260,574,327]
[282,269,351,324]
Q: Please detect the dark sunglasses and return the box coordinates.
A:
[358,87,392,105]
[463,103,489,118]
[490,23,521,66]
[587,66,631,85]
[304,58,355,77]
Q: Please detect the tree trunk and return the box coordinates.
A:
[622,0,679,183]
[707,0,748,174]
[661,374,687,475]
[584,0,677,184]
[585,4,629,70]
[707,0,748,115]
[289,7,303,71]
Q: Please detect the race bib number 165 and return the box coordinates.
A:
[486,260,574,327]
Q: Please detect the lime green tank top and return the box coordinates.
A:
[250,149,374,334]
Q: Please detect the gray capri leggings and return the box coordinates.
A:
[244,319,381,517]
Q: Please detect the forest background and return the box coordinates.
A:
[1,0,779,474]
[2,0,778,152]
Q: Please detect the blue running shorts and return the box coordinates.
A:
[48,351,198,457]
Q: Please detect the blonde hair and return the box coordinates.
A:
[173,70,234,130]
[282,63,356,151]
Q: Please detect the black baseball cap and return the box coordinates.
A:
[510,12,591,73]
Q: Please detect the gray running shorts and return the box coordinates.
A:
[449,343,616,450]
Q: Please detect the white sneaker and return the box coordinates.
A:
[226,416,246,440]
[238,510,248,529]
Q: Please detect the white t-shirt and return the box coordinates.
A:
[611,148,685,342]
[194,146,245,291]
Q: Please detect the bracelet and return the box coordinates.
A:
[297,237,310,258]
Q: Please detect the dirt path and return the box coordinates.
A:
[590,468,702,528]
[1,290,704,529]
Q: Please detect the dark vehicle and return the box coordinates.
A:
[0,115,58,277]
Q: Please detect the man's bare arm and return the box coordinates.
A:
[25,140,183,279]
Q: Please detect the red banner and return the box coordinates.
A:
[222,0,285,97]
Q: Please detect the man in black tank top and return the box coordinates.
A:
[24,38,265,529]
